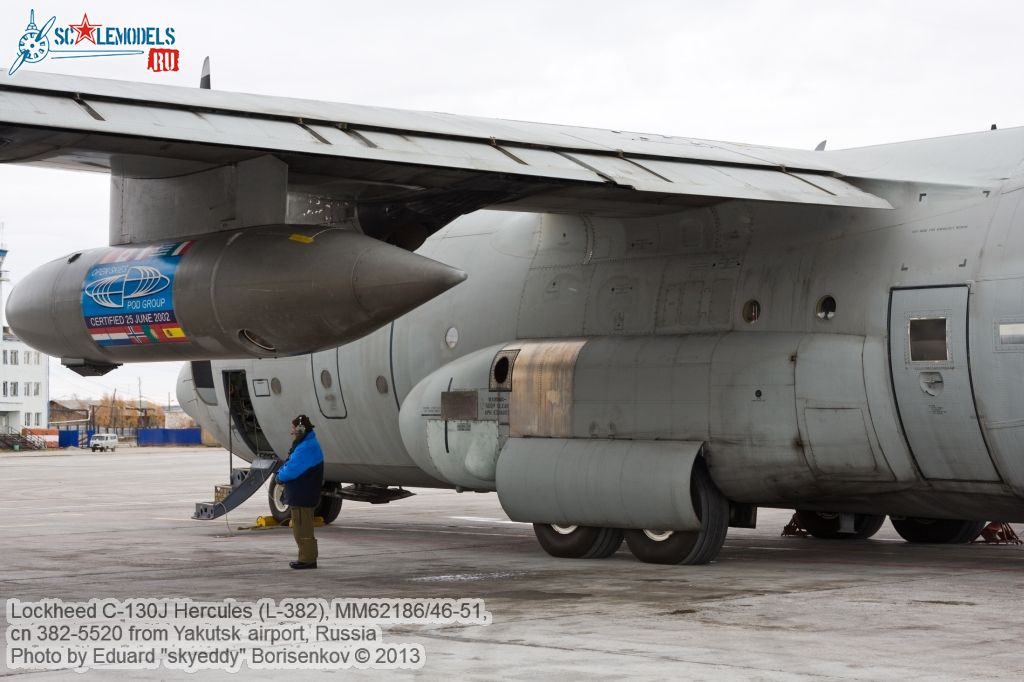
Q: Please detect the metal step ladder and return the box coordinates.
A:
[193,456,280,520]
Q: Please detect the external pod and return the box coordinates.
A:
[7,225,466,374]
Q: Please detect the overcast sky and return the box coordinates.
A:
[1,0,1023,403]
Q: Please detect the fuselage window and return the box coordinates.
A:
[742,299,761,324]
[909,317,948,362]
[816,295,836,320]
[998,322,1024,345]
[445,326,459,349]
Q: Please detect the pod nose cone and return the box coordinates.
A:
[352,243,467,320]
[6,281,26,332]
[6,265,53,352]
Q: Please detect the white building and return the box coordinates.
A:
[0,244,49,431]
[164,404,196,429]
[0,328,48,430]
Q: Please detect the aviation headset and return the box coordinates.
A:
[292,414,314,434]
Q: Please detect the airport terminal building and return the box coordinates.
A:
[0,326,48,430]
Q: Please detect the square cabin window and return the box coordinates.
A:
[998,322,1024,346]
[909,317,949,362]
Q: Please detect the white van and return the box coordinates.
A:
[89,433,118,452]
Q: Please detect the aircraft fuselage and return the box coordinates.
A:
[179,168,1024,523]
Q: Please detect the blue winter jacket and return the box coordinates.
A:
[277,431,324,508]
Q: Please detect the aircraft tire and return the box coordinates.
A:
[794,510,886,539]
[890,517,986,543]
[267,474,291,524]
[315,494,343,524]
[623,458,729,565]
[269,475,343,524]
[532,524,623,559]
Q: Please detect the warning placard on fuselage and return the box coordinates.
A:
[82,241,193,347]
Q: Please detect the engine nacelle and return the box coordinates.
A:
[7,225,465,375]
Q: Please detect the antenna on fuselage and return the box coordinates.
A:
[814,140,827,151]
[200,56,211,89]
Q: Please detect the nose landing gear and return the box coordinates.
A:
[267,474,343,525]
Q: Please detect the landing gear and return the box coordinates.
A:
[267,474,343,525]
[268,474,291,523]
[890,516,986,543]
[532,524,623,559]
[623,459,730,565]
[793,510,886,540]
[316,495,343,524]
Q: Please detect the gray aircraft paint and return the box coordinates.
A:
[5,73,1024,527]
[888,286,999,482]
[179,161,1024,522]
[8,226,467,368]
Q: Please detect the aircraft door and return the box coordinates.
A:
[311,348,348,419]
[888,286,1001,482]
[223,370,273,457]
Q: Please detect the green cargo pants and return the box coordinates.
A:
[291,506,318,563]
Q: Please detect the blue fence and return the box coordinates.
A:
[58,430,81,448]
[137,428,202,446]
[58,428,203,447]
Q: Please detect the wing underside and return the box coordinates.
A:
[0,72,891,245]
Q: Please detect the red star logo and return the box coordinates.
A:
[69,13,102,45]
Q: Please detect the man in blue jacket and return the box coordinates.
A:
[276,414,324,569]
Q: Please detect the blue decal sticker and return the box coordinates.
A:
[82,241,194,347]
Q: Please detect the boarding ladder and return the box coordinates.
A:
[193,454,280,520]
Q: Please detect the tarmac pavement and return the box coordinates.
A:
[1,447,1022,681]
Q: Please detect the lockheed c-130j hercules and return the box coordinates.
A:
[5,71,1024,565]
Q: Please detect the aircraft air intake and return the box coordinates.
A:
[6,225,466,375]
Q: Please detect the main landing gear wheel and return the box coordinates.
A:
[890,516,986,543]
[316,494,343,524]
[532,524,623,559]
[268,474,291,523]
[623,459,729,565]
[794,510,886,539]
[267,475,344,525]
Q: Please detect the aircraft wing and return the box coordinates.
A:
[0,72,891,246]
